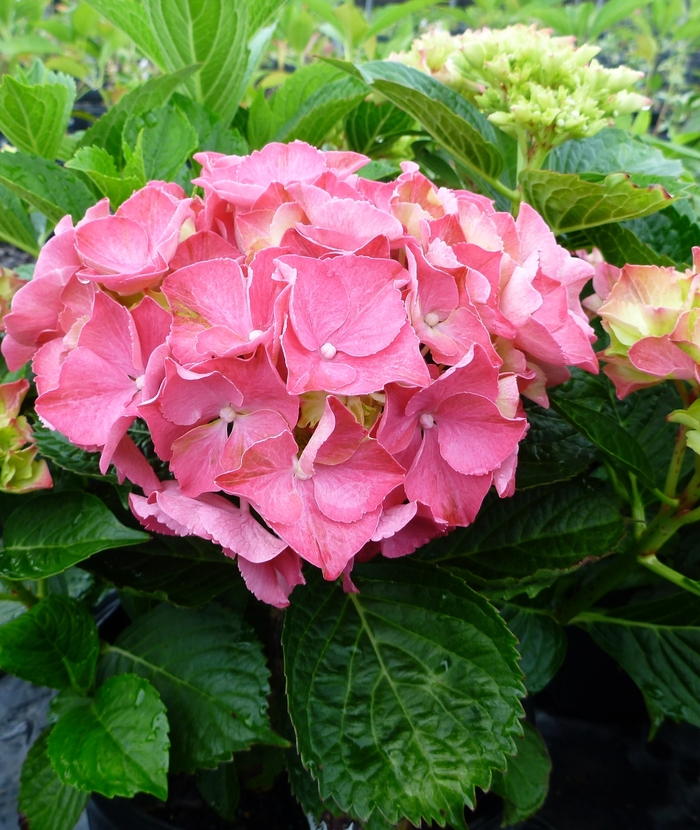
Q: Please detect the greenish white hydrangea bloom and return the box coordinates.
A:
[390,24,651,168]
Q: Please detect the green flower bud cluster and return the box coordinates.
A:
[0,379,52,493]
[391,25,651,167]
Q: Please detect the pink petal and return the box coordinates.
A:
[405,429,492,526]
[237,548,305,608]
[216,430,302,525]
[435,393,527,476]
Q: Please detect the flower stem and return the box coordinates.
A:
[664,425,687,501]
[637,554,700,598]
[0,578,39,608]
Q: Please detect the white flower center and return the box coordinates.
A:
[419,413,436,430]
[219,405,236,423]
[249,329,263,341]
[134,374,146,390]
[293,457,311,480]
[424,312,440,327]
[320,342,337,360]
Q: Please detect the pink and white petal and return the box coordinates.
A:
[170,419,230,496]
[77,292,140,377]
[216,430,302,525]
[435,393,527,476]
[36,348,137,448]
[111,434,161,494]
[380,503,449,559]
[628,335,698,380]
[269,479,381,580]
[313,438,405,523]
[237,548,305,608]
[170,230,240,270]
[405,430,492,526]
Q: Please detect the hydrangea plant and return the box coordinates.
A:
[1,7,700,830]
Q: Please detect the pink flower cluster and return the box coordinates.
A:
[3,141,597,606]
[584,249,700,398]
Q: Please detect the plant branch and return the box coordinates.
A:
[637,554,700,599]
[0,578,39,608]
[664,425,687,501]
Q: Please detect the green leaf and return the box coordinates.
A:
[269,62,343,133]
[419,481,624,589]
[83,535,244,607]
[19,730,89,830]
[520,170,674,235]
[0,491,148,580]
[0,74,75,159]
[123,103,199,182]
[171,93,248,155]
[0,182,39,255]
[549,370,660,487]
[516,402,596,489]
[81,0,166,68]
[34,425,119,485]
[197,761,240,822]
[364,0,441,38]
[546,128,683,178]
[500,604,566,694]
[622,201,700,268]
[0,595,98,692]
[580,222,676,268]
[345,99,416,156]
[143,0,250,123]
[79,66,199,162]
[65,146,141,209]
[356,158,403,180]
[332,59,513,183]
[0,152,95,225]
[283,560,525,829]
[99,602,284,772]
[249,0,286,32]
[47,673,170,799]
[581,593,700,728]
[490,722,550,825]
[246,87,274,150]
[275,75,368,145]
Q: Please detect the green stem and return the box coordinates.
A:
[558,551,639,625]
[664,425,687,500]
[36,578,46,600]
[637,554,700,598]
[629,474,646,538]
[0,579,39,608]
[0,593,22,602]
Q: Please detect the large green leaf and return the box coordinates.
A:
[520,170,674,235]
[81,0,166,69]
[143,0,250,123]
[581,593,700,728]
[171,93,248,155]
[0,152,94,224]
[546,128,683,178]
[99,602,284,772]
[83,535,243,607]
[47,673,170,799]
[283,560,525,829]
[419,481,624,589]
[622,201,700,268]
[123,103,198,182]
[19,731,89,830]
[500,604,566,694]
[333,59,513,183]
[345,99,416,156]
[197,761,240,822]
[0,595,98,692]
[580,222,676,268]
[33,425,119,485]
[0,491,148,579]
[0,73,75,159]
[516,402,596,489]
[79,66,199,162]
[275,76,368,145]
[549,370,673,489]
[490,722,550,825]
[0,181,39,255]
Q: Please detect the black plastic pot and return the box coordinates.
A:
[88,795,178,830]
